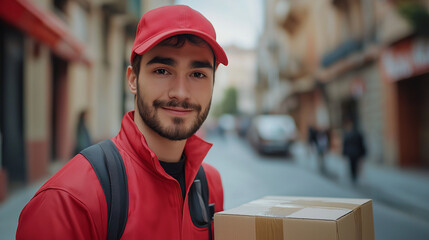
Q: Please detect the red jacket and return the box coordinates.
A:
[17,111,224,240]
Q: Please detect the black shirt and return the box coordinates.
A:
[159,154,186,200]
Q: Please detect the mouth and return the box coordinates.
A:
[161,107,194,117]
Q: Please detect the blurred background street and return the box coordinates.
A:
[2,0,429,239]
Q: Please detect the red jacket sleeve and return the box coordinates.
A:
[16,189,99,240]
[16,155,107,240]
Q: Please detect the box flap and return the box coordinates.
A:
[217,196,370,220]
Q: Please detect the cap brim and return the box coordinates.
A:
[132,29,228,66]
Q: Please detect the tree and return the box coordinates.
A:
[213,86,238,117]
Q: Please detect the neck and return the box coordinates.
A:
[133,111,186,163]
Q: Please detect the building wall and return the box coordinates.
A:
[324,62,385,164]
[297,91,317,140]
[67,1,92,152]
[124,34,136,113]
[87,6,105,141]
[68,62,91,154]
[381,73,400,166]
[53,56,71,161]
[105,16,126,137]
[359,65,385,164]
[24,39,51,181]
[376,0,412,45]
[142,0,174,13]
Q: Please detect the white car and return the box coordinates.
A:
[248,115,297,155]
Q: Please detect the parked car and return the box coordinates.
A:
[248,114,297,155]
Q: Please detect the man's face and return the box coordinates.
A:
[136,40,214,140]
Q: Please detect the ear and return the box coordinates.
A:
[126,66,138,95]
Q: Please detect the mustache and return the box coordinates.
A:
[153,99,202,112]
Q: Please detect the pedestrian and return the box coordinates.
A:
[74,109,92,155]
[316,128,330,174]
[16,5,228,240]
[342,119,366,185]
[308,126,329,174]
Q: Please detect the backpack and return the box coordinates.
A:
[81,140,214,240]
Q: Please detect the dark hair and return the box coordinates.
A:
[131,34,216,78]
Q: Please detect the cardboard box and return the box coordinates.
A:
[214,196,374,240]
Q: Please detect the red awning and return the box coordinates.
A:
[0,0,91,65]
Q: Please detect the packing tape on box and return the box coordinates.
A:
[283,200,361,210]
[252,197,363,211]
[251,200,364,240]
[255,216,284,240]
[253,215,364,240]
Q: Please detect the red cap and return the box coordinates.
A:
[131,5,228,66]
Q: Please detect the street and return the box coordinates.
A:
[1,133,428,239]
[204,133,429,240]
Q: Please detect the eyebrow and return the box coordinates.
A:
[146,57,176,66]
[191,60,214,70]
[147,56,213,69]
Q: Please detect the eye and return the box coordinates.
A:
[154,68,170,75]
[191,72,207,79]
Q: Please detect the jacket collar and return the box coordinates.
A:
[116,111,212,186]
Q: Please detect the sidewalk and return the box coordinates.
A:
[292,142,429,222]
[358,159,429,221]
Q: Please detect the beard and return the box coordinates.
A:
[137,90,211,141]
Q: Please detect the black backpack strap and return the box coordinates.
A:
[195,165,213,240]
[81,140,129,240]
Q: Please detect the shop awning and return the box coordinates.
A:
[0,0,90,65]
[380,37,429,82]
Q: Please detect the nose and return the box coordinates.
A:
[168,74,190,101]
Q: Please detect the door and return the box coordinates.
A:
[0,24,26,183]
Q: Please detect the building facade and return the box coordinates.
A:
[0,0,174,202]
[213,45,257,115]
[258,0,429,168]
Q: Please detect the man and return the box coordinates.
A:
[17,5,228,239]
[342,119,366,185]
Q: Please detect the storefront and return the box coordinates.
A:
[380,37,429,168]
[323,62,384,162]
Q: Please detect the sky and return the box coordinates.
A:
[175,0,264,49]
